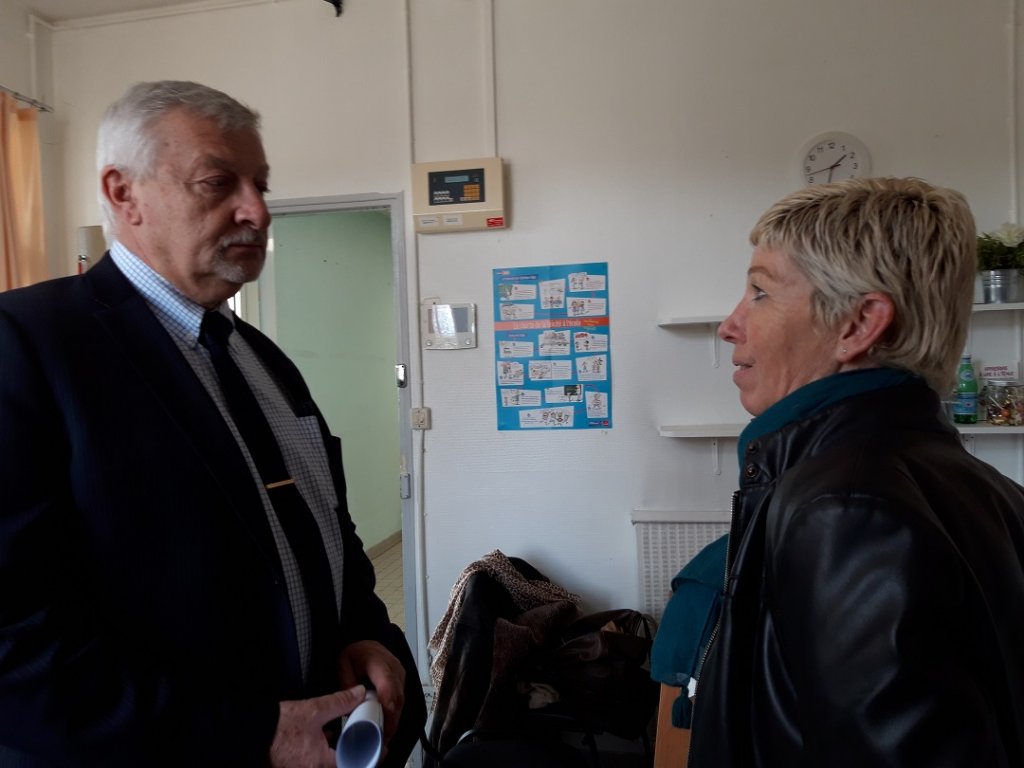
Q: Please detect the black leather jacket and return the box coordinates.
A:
[689,378,1024,768]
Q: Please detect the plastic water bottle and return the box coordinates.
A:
[953,354,978,424]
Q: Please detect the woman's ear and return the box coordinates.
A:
[100,166,142,226]
[836,292,894,364]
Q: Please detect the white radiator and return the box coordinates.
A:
[632,509,730,622]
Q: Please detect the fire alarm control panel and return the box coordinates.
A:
[411,157,506,233]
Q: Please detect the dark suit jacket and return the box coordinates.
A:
[0,255,424,766]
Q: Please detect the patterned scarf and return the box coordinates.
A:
[428,550,581,691]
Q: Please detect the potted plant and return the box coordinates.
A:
[977,223,1024,303]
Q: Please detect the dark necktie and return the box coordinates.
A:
[199,310,338,684]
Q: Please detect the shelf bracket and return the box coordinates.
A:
[961,433,976,456]
[708,323,721,368]
[710,437,721,475]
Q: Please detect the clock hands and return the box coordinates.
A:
[800,133,870,185]
[806,153,848,181]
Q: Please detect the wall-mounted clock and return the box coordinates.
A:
[798,131,871,186]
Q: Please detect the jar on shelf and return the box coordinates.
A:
[984,380,1024,426]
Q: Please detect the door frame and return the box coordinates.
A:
[243,192,420,655]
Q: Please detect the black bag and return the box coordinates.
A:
[538,609,659,740]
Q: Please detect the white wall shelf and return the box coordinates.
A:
[658,315,728,366]
[659,423,745,438]
[658,421,1024,438]
[660,300,1024,328]
[660,301,1024,480]
[972,301,1024,313]
[658,315,727,327]
[956,423,1024,434]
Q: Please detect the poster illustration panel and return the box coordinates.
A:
[493,263,611,430]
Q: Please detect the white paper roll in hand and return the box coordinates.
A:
[336,690,383,768]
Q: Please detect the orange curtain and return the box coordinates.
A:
[0,92,48,291]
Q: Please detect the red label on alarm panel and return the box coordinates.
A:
[486,217,505,228]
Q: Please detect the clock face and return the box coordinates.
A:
[799,132,871,186]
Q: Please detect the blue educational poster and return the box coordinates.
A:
[493,262,611,430]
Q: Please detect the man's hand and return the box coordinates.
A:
[269,685,365,768]
[337,641,406,745]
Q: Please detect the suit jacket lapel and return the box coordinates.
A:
[84,256,283,571]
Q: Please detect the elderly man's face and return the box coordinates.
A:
[120,108,270,307]
[718,246,842,416]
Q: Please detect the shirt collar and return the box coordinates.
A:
[108,241,228,348]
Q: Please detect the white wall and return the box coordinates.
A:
[25,0,1024,659]
[410,0,1023,624]
[1,0,34,89]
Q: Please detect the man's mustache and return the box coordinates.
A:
[218,232,267,251]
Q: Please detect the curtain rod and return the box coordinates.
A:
[0,84,53,113]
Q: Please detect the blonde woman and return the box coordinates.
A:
[689,178,1024,768]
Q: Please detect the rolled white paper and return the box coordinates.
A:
[336,690,383,768]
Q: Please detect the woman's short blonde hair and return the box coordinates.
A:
[750,177,976,394]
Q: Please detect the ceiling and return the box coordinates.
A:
[28,0,236,24]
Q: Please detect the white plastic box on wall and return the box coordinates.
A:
[411,157,506,233]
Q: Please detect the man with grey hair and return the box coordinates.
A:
[0,80,425,767]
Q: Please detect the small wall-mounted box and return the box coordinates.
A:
[421,301,477,350]
[411,157,506,233]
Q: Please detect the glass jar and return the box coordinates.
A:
[984,380,1024,426]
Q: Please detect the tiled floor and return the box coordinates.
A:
[371,538,405,630]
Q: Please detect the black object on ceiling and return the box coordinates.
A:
[324,0,342,15]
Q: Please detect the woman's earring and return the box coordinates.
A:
[841,347,848,354]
